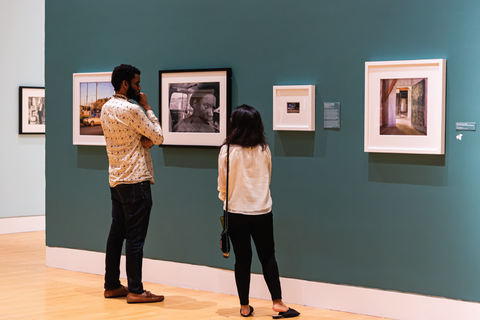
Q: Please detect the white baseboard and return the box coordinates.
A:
[0,215,45,234]
[46,246,480,320]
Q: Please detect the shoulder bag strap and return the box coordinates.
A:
[223,144,230,232]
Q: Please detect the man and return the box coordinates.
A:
[173,92,218,132]
[37,97,44,124]
[100,64,164,303]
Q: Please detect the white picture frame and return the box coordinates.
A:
[159,68,232,147]
[273,85,315,131]
[364,59,446,154]
[72,72,114,146]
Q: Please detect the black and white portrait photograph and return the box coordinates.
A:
[169,82,220,133]
[19,86,45,134]
[159,68,231,146]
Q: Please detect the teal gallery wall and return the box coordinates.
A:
[45,0,480,303]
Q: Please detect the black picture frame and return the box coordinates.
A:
[159,68,232,146]
[19,86,45,134]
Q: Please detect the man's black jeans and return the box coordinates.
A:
[104,181,152,294]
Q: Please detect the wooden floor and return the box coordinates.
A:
[1,231,388,320]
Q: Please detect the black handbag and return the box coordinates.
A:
[220,144,230,258]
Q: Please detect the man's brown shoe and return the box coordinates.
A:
[126,290,164,303]
[104,285,128,298]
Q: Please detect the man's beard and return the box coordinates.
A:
[126,85,140,102]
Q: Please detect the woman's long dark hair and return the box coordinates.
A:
[224,104,267,150]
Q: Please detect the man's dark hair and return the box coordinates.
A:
[111,64,141,91]
[224,104,267,150]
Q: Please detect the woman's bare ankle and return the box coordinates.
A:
[240,304,251,316]
[272,299,288,312]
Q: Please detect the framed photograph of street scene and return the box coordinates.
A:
[273,85,315,131]
[72,72,114,145]
[19,86,45,134]
[364,59,446,154]
[159,68,232,146]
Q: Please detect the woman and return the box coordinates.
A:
[218,105,300,318]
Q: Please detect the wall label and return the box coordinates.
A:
[324,102,340,129]
[455,122,476,131]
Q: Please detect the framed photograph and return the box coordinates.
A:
[159,68,232,146]
[19,86,45,134]
[273,85,315,131]
[73,72,114,145]
[365,59,446,154]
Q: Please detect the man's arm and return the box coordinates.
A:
[131,92,164,145]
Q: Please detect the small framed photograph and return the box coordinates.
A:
[19,86,45,134]
[159,68,232,146]
[72,72,114,145]
[364,59,446,154]
[273,85,315,131]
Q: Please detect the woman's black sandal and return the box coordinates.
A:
[272,307,300,319]
[240,305,254,317]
